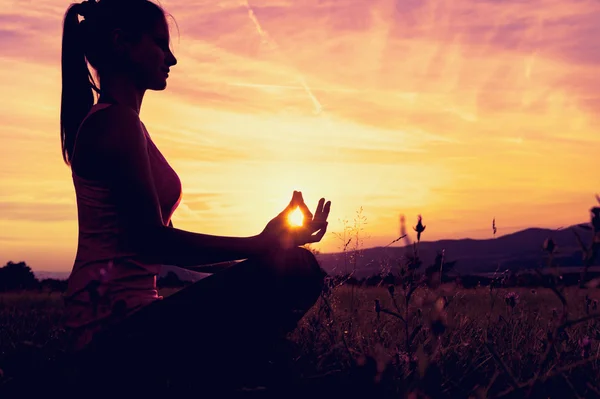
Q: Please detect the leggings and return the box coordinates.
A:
[75,246,326,395]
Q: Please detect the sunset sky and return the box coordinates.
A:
[1,0,599,272]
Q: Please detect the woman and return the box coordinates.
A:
[60,0,331,394]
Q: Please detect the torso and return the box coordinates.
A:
[65,99,183,350]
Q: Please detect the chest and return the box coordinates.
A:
[73,120,182,224]
[142,127,183,224]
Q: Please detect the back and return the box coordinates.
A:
[64,103,182,350]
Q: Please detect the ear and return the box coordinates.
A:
[110,28,134,56]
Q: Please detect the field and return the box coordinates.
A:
[2,282,600,398]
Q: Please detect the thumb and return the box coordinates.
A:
[279,191,300,217]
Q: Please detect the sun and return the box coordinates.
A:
[288,207,304,227]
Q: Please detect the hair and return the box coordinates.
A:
[60,0,176,166]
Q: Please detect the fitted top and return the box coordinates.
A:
[64,103,183,350]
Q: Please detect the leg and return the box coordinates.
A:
[79,247,325,393]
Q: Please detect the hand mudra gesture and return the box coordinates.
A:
[260,191,331,250]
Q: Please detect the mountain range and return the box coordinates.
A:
[314,222,598,279]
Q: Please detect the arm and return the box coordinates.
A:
[164,219,248,268]
[151,228,266,267]
[96,105,268,268]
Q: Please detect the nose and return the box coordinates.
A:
[167,50,177,67]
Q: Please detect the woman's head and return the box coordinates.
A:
[60,0,178,165]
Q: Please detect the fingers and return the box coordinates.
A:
[324,200,331,216]
[278,191,301,218]
[297,193,331,223]
[307,221,328,243]
[291,190,301,207]
[279,192,331,238]
[296,192,313,221]
[321,200,332,222]
[315,198,325,218]
[313,199,331,226]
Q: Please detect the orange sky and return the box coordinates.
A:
[1,0,599,272]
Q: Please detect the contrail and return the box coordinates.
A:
[240,0,323,114]
[229,82,358,94]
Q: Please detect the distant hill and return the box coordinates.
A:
[315,223,598,279]
[34,271,70,281]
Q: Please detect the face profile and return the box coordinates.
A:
[112,17,177,92]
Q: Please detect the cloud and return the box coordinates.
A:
[0,201,74,222]
[2,0,600,270]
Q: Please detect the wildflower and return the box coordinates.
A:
[505,292,519,308]
[492,218,497,236]
[543,238,556,254]
[431,296,448,337]
[592,207,600,236]
[592,207,600,250]
[375,299,381,316]
[413,215,426,242]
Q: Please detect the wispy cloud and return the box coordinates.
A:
[1,0,599,270]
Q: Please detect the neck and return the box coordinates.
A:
[98,74,146,115]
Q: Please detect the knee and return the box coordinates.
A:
[263,248,324,314]
[266,247,326,282]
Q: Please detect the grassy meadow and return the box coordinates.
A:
[1,206,599,397]
[2,283,600,398]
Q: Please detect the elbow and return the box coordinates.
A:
[124,224,169,262]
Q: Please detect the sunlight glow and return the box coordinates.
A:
[288,207,304,227]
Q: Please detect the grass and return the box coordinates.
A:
[292,284,600,398]
[2,284,600,398]
[1,203,599,397]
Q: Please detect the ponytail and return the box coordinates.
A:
[59,0,170,166]
[60,3,98,166]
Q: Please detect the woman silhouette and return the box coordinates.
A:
[59,0,331,394]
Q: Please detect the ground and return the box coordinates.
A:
[2,284,600,398]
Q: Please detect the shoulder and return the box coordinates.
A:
[73,104,148,178]
[84,104,147,154]
[89,104,142,137]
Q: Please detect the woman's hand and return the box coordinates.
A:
[259,191,331,251]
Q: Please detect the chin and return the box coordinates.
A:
[150,81,168,91]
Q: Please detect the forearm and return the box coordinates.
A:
[138,226,268,268]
